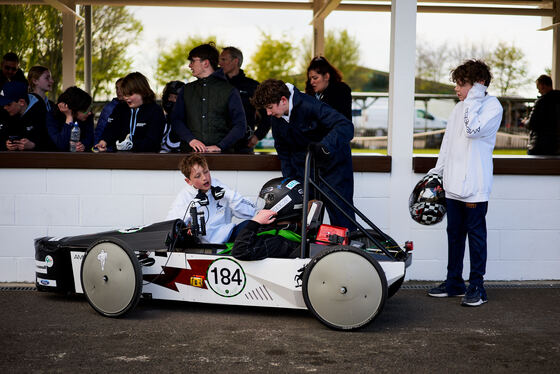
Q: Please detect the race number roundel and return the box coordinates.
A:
[206,258,246,297]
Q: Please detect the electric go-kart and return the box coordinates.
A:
[35,152,412,330]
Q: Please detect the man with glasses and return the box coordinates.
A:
[0,52,28,90]
[170,43,246,153]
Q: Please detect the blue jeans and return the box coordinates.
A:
[445,198,488,293]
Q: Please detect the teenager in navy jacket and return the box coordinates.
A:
[252,79,356,231]
[46,86,94,152]
[96,72,165,153]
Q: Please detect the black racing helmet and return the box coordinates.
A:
[409,174,446,225]
[162,80,185,114]
[258,177,304,221]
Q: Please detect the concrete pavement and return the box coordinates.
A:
[1,282,559,373]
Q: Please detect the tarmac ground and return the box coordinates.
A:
[1,282,559,373]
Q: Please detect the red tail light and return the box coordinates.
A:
[404,241,413,251]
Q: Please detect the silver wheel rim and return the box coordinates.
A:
[82,242,137,315]
[307,251,384,329]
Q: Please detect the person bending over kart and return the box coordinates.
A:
[166,154,256,243]
[251,79,356,231]
[231,177,303,260]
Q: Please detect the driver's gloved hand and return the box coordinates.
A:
[308,142,331,168]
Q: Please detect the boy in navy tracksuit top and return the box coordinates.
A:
[46,86,94,152]
[0,81,55,151]
[95,72,165,153]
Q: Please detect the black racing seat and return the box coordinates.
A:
[306,200,324,240]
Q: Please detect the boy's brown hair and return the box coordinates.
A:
[451,59,492,87]
[188,43,219,71]
[251,79,291,109]
[536,74,552,87]
[121,71,155,104]
[179,154,209,179]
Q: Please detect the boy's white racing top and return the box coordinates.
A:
[166,178,256,243]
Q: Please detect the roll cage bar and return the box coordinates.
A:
[300,151,403,260]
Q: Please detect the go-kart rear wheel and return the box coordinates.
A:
[80,239,142,317]
[302,246,387,330]
[349,229,405,298]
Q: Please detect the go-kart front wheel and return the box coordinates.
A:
[302,246,387,330]
[80,239,142,317]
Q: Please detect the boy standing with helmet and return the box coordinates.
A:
[427,60,503,307]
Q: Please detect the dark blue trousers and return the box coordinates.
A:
[445,198,488,293]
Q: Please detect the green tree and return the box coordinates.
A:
[0,5,31,61]
[488,42,530,96]
[75,6,143,99]
[0,4,142,100]
[154,36,219,87]
[247,32,297,82]
[1,5,62,97]
[299,29,360,86]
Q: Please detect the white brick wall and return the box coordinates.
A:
[0,169,558,282]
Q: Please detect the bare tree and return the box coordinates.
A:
[416,38,449,89]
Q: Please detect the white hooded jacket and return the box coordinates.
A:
[166,178,256,243]
[429,83,503,202]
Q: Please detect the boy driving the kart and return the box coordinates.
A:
[166,154,256,243]
[231,177,303,260]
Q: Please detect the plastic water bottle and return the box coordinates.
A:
[69,122,80,152]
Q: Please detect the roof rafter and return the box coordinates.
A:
[0,1,554,17]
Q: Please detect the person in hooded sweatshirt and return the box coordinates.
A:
[27,65,55,114]
[170,43,246,153]
[426,59,503,307]
[0,80,54,151]
[94,77,125,145]
[159,80,185,153]
[46,86,94,152]
[95,72,165,153]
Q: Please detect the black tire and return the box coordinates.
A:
[302,246,387,330]
[388,275,405,298]
[80,238,142,317]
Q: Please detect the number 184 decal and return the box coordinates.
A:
[206,258,246,297]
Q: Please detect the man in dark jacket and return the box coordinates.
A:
[171,43,246,153]
[252,79,357,231]
[0,52,28,90]
[526,75,560,155]
[1,81,54,151]
[219,47,271,153]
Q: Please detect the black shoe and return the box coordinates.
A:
[427,281,465,298]
[461,284,488,307]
